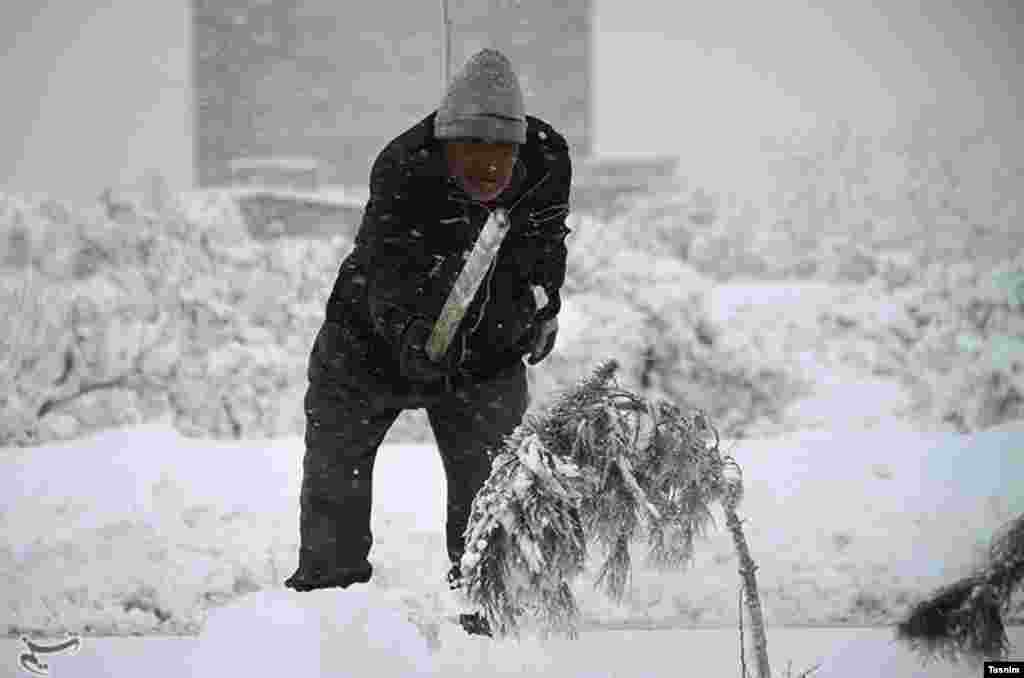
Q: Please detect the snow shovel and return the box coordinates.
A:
[425,207,511,362]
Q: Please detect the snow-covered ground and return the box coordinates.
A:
[4,624,1023,677]
[2,414,1021,676]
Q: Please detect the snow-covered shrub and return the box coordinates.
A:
[8,119,1017,445]
[674,121,1024,284]
[540,216,803,437]
[605,187,720,262]
[820,255,1024,432]
[0,270,69,446]
[0,194,170,446]
[906,259,1024,432]
[0,190,354,446]
[156,223,350,440]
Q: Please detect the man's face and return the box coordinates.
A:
[445,139,519,203]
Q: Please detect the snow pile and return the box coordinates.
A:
[184,589,434,677]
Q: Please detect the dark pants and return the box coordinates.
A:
[296,329,530,574]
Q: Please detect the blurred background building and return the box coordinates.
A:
[192,0,593,190]
[0,1,1018,205]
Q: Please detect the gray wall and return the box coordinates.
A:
[192,0,592,188]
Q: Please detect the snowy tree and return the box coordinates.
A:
[896,512,1024,667]
[456,359,774,676]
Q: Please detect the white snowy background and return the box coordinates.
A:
[2,1,1023,676]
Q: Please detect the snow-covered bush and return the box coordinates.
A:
[1,179,805,447]
[537,212,802,437]
[0,270,68,446]
[648,120,1024,284]
[1,191,351,446]
[820,256,1024,432]
[6,119,1019,446]
[1,194,174,446]
[905,260,1024,432]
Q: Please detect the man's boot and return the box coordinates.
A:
[284,552,373,592]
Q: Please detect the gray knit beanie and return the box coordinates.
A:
[435,49,527,144]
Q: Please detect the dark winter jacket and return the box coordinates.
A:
[319,110,572,399]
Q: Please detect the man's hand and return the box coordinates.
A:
[527,317,558,365]
[399,319,453,381]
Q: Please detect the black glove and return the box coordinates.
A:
[399,318,454,381]
[526,317,558,365]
